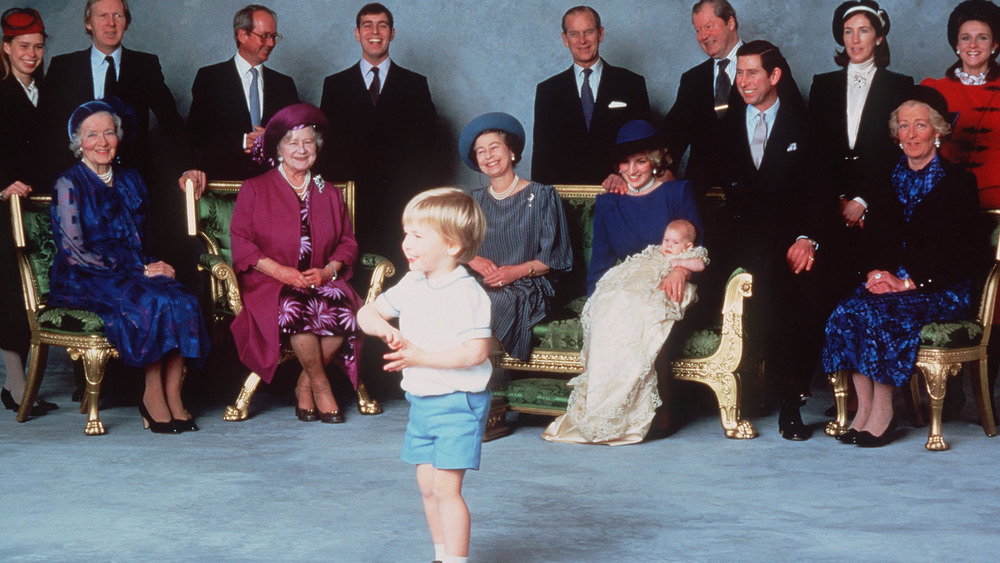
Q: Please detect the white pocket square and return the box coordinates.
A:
[608,101,628,109]
[786,143,798,152]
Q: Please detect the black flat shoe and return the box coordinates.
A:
[778,403,812,441]
[296,407,319,422]
[835,428,860,444]
[319,410,345,424]
[138,403,181,434]
[855,417,898,448]
[174,418,199,432]
[2,388,58,416]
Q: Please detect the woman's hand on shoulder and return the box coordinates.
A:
[144,261,175,279]
[468,255,497,277]
[602,173,628,194]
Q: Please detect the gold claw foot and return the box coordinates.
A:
[84,420,106,436]
[825,420,847,437]
[925,436,949,451]
[725,420,758,439]
[223,404,249,421]
[357,398,383,415]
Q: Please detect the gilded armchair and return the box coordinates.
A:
[189,180,395,421]
[10,194,119,435]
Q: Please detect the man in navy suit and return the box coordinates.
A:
[41,0,195,187]
[187,4,299,182]
[531,6,651,186]
[713,41,837,441]
[319,2,437,264]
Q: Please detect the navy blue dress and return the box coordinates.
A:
[821,156,973,386]
[586,180,702,296]
[49,163,209,368]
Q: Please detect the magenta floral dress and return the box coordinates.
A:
[277,190,359,362]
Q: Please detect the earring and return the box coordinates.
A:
[278,156,283,162]
[876,41,882,46]
[511,155,516,162]
[934,137,941,148]
[957,49,962,56]
[899,142,905,151]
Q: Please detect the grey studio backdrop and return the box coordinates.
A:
[30,0,957,187]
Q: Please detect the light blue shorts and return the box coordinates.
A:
[401,390,492,470]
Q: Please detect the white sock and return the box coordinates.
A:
[434,544,446,561]
[1,349,26,399]
[442,556,468,563]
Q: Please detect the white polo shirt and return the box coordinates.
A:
[375,266,492,396]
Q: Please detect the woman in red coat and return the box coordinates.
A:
[231,104,363,423]
[922,0,1000,208]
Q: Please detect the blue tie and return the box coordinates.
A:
[581,68,594,131]
[249,67,261,128]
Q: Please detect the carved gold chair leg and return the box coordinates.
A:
[916,361,962,451]
[356,380,382,415]
[16,341,48,423]
[223,373,262,421]
[970,358,998,437]
[70,346,117,436]
[707,373,756,439]
[825,370,850,437]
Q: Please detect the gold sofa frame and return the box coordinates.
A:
[11,194,120,435]
[188,181,395,421]
[826,259,1000,451]
[494,185,758,439]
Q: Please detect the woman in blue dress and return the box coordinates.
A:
[822,86,979,447]
[49,100,209,434]
[458,112,572,361]
[587,120,702,300]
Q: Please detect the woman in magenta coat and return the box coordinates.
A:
[231,104,363,423]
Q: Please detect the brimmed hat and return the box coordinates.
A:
[894,85,956,126]
[611,120,663,162]
[458,112,525,171]
[832,1,889,46]
[1,7,44,37]
[67,97,136,142]
[947,0,1000,49]
[251,103,329,166]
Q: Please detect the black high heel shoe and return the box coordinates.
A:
[835,428,860,444]
[295,407,319,422]
[855,416,898,448]
[174,417,199,432]
[138,402,180,434]
[319,410,345,424]
[2,387,58,415]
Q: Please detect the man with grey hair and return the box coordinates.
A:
[188,4,299,181]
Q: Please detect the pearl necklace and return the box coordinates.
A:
[627,178,656,195]
[84,158,113,185]
[279,165,310,199]
[489,175,520,200]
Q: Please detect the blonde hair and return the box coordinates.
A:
[402,187,487,263]
[666,218,697,244]
[888,101,952,140]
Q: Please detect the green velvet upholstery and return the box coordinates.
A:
[21,203,55,300]
[196,190,238,265]
[494,377,571,412]
[919,321,983,349]
[36,308,105,335]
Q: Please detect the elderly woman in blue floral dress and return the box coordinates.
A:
[821,86,979,447]
[231,103,363,423]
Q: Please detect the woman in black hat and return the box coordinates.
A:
[808,1,912,295]
[458,112,572,362]
[0,7,57,415]
[922,0,1000,209]
[821,86,979,447]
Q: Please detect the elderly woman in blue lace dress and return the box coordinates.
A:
[821,86,979,447]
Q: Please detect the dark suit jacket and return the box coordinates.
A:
[663,56,804,192]
[808,68,913,211]
[40,47,188,177]
[531,62,650,185]
[0,75,48,191]
[865,158,979,290]
[188,58,299,181]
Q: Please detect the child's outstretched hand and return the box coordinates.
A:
[383,338,424,372]
[383,327,404,351]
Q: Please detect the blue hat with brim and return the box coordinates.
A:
[458,112,525,171]
[612,119,664,162]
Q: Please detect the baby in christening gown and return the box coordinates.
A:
[543,219,708,445]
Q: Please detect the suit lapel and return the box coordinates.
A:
[351,62,376,114]
[226,58,254,128]
[759,106,795,174]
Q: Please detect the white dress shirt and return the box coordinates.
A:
[573,58,604,99]
[713,41,742,97]
[360,57,391,94]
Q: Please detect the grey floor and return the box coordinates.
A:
[2,350,999,563]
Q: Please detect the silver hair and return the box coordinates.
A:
[888,101,952,140]
[69,112,124,158]
[233,4,277,45]
[275,126,323,158]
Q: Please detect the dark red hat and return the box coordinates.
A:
[251,103,329,166]
[1,8,45,37]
